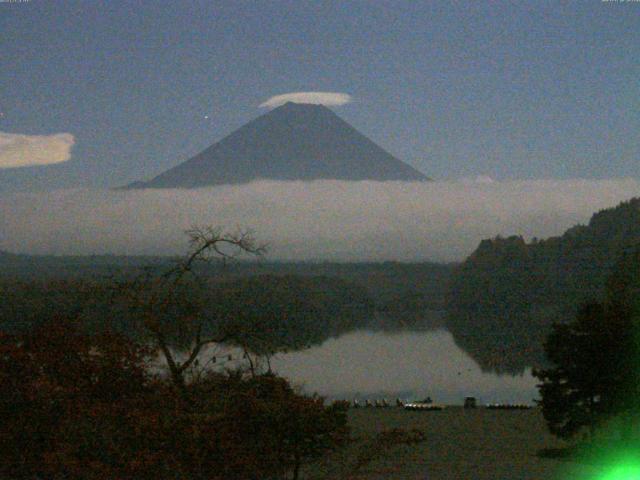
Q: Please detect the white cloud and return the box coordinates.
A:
[461,175,495,184]
[259,92,352,108]
[0,132,75,169]
[0,179,638,261]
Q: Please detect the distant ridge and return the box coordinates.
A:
[126,102,428,189]
[446,197,640,374]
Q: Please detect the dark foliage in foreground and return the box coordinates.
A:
[0,320,349,480]
[534,245,640,440]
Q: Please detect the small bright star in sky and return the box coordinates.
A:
[0,1,638,190]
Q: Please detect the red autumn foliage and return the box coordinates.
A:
[0,319,348,479]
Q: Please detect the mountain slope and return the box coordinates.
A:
[127,102,428,188]
[445,198,640,374]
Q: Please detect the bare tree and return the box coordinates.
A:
[112,226,267,395]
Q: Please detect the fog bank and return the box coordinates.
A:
[1,179,638,262]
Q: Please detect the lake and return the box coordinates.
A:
[204,328,539,405]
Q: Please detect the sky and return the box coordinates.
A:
[1,0,639,191]
[0,1,639,261]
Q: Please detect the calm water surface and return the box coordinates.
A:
[268,329,538,405]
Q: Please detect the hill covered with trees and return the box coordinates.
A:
[0,263,453,366]
[0,257,453,344]
[446,198,640,374]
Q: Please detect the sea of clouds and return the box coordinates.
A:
[1,179,638,262]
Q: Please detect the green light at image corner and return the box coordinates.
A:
[598,462,640,480]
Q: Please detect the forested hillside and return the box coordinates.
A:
[446,198,640,373]
[0,258,453,352]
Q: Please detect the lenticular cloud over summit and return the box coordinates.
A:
[259,92,352,108]
[1,179,638,261]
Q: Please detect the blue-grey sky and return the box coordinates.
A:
[1,0,638,191]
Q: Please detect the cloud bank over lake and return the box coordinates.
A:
[1,179,638,261]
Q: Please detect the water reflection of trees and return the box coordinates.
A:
[1,255,536,375]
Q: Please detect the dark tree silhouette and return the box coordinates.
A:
[112,226,267,393]
[1,227,354,479]
[0,320,349,480]
[534,244,640,440]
